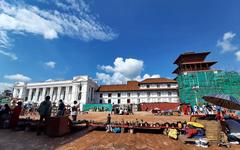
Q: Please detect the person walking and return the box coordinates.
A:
[106,113,112,132]
[57,99,65,117]
[71,101,78,122]
[37,96,52,136]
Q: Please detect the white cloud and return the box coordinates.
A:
[45,79,53,82]
[55,0,90,13]
[45,78,64,82]
[96,72,129,85]
[235,51,240,61]
[0,82,13,93]
[45,61,56,68]
[223,32,236,40]
[4,74,31,82]
[96,57,160,84]
[96,73,114,84]
[0,30,17,60]
[100,57,144,78]
[0,0,118,59]
[0,30,11,48]
[99,65,114,73]
[0,49,18,60]
[114,57,144,78]
[134,74,161,81]
[0,0,117,41]
[217,32,239,53]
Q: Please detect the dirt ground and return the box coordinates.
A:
[77,112,190,123]
[0,112,240,150]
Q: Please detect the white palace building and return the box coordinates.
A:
[13,75,179,106]
[13,76,98,107]
[96,78,179,104]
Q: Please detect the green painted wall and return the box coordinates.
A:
[177,70,240,106]
[83,104,112,111]
[0,98,10,105]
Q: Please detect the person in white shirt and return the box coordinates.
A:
[119,109,123,115]
[71,101,78,122]
[194,105,198,114]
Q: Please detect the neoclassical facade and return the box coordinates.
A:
[97,78,179,104]
[13,76,179,107]
[13,76,98,107]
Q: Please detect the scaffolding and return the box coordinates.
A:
[177,70,240,106]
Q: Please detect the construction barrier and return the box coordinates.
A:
[0,97,10,105]
[83,104,112,112]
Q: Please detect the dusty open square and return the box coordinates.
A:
[0,112,240,150]
[77,112,189,123]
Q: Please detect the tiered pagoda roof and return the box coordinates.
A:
[173,51,217,74]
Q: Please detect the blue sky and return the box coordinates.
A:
[1,0,240,91]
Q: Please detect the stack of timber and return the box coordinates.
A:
[196,119,221,142]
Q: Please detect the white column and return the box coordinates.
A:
[18,88,24,99]
[71,84,78,103]
[49,87,54,101]
[81,83,87,104]
[56,87,61,101]
[65,86,69,104]
[28,89,33,101]
[41,88,46,101]
[13,88,18,98]
[34,88,39,102]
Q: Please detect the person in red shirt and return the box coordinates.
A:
[182,104,188,115]
[9,102,22,130]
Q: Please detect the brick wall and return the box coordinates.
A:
[140,102,180,111]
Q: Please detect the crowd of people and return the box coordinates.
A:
[178,103,240,120]
[178,103,219,115]
[0,96,80,136]
[0,101,22,129]
[1,96,240,138]
[112,105,133,115]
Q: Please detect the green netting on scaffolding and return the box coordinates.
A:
[176,70,240,106]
